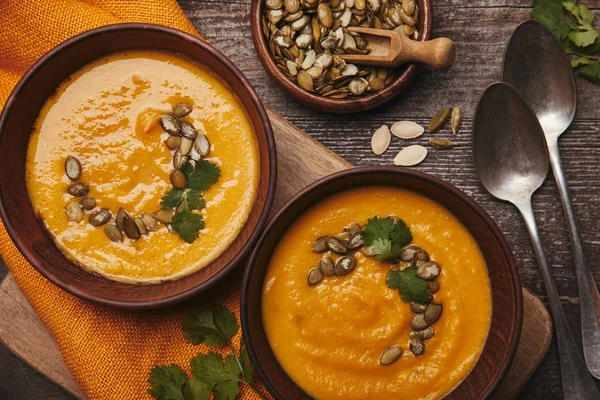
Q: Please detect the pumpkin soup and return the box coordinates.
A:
[26,51,260,283]
[262,186,492,400]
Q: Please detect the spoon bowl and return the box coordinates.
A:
[473,82,548,204]
[502,19,576,139]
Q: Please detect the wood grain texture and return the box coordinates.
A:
[1,0,599,398]
[1,112,551,400]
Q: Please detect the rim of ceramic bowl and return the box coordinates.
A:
[250,0,433,113]
[241,166,523,399]
[0,23,277,308]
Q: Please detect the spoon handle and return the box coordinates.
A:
[547,137,600,379]
[515,198,600,399]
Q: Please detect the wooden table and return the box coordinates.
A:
[1,0,599,398]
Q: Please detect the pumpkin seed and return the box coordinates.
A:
[170,170,187,189]
[104,224,122,242]
[314,52,333,69]
[308,267,324,285]
[67,182,89,197]
[424,303,442,324]
[160,114,181,136]
[265,0,282,9]
[80,197,96,210]
[370,77,385,90]
[346,234,364,250]
[312,237,328,253]
[391,121,424,139]
[451,107,462,135]
[89,208,111,226]
[400,244,422,261]
[173,149,188,169]
[361,245,375,256]
[194,134,210,156]
[317,3,333,27]
[429,107,451,133]
[165,136,181,150]
[319,256,335,276]
[122,216,140,240]
[402,0,416,16]
[285,0,299,13]
[296,33,313,48]
[140,213,158,231]
[416,261,441,280]
[291,15,310,31]
[134,217,148,236]
[154,210,174,224]
[345,222,361,233]
[411,302,428,313]
[180,121,198,140]
[334,255,356,275]
[371,125,391,155]
[115,208,129,231]
[173,103,193,118]
[379,345,402,365]
[287,60,298,75]
[65,202,83,222]
[412,326,435,341]
[409,338,425,356]
[341,63,358,76]
[349,78,368,95]
[411,313,430,331]
[285,10,303,22]
[306,66,323,79]
[412,250,430,267]
[429,138,457,150]
[267,9,284,23]
[302,49,317,69]
[428,281,439,293]
[64,156,82,180]
[393,145,427,166]
[179,137,193,156]
[297,70,314,91]
[326,236,347,254]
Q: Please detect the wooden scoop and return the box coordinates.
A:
[339,27,456,70]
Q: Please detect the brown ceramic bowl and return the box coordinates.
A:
[250,1,433,113]
[0,24,277,309]
[242,167,522,399]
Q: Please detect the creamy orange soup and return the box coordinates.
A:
[26,51,259,283]
[263,186,492,400]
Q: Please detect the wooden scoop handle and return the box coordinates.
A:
[398,35,456,70]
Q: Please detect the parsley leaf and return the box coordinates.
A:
[183,160,221,192]
[186,190,206,211]
[182,305,239,346]
[161,189,185,210]
[361,216,412,262]
[239,337,255,382]
[190,353,241,400]
[172,207,205,244]
[183,378,211,400]
[532,0,575,40]
[148,364,187,400]
[387,268,431,304]
[580,60,600,81]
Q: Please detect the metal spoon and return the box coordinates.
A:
[502,19,600,379]
[473,82,600,400]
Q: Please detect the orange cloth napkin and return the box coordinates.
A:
[0,1,266,399]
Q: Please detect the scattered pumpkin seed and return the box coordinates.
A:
[134,217,148,236]
[416,261,441,280]
[160,113,181,136]
[89,208,111,226]
[104,224,122,242]
[429,138,457,150]
[179,137,193,156]
[67,182,89,197]
[165,136,181,150]
[411,302,428,313]
[154,210,174,224]
[170,170,187,189]
[173,103,193,118]
[140,213,158,231]
[65,202,83,222]
[173,149,188,169]
[411,313,429,331]
[334,255,356,275]
[326,236,348,254]
[312,237,328,253]
[409,338,425,356]
[345,222,362,233]
[393,145,427,166]
[410,326,435,340]
[390,121,424,139]
[319,255,335,276]
[400,244,422,261]
[346,234,364,250]
[371,125,391,155]
[424,303,442,324]
[379,345,402,365]
[308,267,324,285]
[297,70,314,91]
[64,156,82,180]
[195,133,211,156]
[451,107,462,135]
[428,107,451,133]
[360,245,375,256]
[115,208,129,231]
[180,121,198,140]
[80,197,96,210]
[412,250,430,267]
[428,281,439,293]
[122,216,140,240]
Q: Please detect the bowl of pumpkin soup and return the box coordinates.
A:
[242,167,522,400]
[0,24,276,308]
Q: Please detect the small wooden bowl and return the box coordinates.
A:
[250,0,433,113]
[241,167,523,399]
[0,24,277,309]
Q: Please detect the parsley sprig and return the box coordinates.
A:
[148,305,267,400]
[387,267,432,304]
[161,160,220,244]
[532,0,600,82]
[360,216,412,262]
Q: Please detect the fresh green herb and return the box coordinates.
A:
[160,161,219,243]
[361,216,412,262]
[148,305,267,400]
[387,267,431,304]
[532,0,600,82]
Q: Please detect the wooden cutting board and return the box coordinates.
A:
[0,109,552,399]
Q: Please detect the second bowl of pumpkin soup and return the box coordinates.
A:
[242,167,522,400]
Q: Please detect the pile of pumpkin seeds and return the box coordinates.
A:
[62,102,211,243]
[262,0,419,98]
